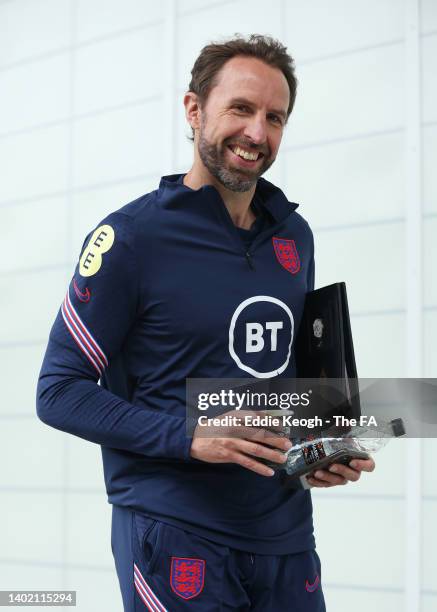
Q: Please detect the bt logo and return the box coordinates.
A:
[229,296,294,378]
[246,321,283,353]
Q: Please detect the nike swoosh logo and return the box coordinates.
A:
[305,575,320,592]
[73,278,91,303]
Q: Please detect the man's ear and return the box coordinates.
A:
[184,91,201,132]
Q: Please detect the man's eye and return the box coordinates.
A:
[269,115,282,124]
[234,105,249,112]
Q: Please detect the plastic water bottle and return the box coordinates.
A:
[282,418,405,478]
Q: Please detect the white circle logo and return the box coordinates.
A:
[228,295,294,378]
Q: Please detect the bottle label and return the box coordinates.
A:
[302,438,327,465]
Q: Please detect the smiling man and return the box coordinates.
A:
[37,34,374,611]
[186,55,284,192]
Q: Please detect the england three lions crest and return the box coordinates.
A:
[272,237,300,275]
[170,557,205,600]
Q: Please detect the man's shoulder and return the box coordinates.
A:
[258,176,313,239]
[78,189,159,254]
[114,188,159,222]
[284,205,314,242]
[290,208,313,232]
[99,187,165,237]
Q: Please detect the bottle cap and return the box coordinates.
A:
[390,418,405,437]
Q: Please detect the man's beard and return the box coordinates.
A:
[197,123,275,193]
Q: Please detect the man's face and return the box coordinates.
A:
[195,56,290,192]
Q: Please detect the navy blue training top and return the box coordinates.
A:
[235,199,270,249]
[37,173,316,554]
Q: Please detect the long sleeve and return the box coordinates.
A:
[36,212,192,460]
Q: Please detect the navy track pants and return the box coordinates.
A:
[111,505,326,611]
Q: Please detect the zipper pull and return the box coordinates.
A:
[245,251,255,270]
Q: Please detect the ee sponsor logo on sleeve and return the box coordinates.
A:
[79,225,115,277]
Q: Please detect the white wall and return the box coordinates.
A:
[0,1,435,610]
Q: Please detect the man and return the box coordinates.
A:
[37,34,374,611]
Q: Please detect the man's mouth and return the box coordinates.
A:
[227,145,264,163]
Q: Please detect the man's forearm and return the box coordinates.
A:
[37,371,192,460]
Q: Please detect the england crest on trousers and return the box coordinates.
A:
[170,557,205,600]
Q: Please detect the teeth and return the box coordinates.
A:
[232,146,259,161]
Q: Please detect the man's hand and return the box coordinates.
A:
[190,410,291,477]
[306,457,376,488]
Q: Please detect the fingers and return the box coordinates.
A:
[350,458,375,472]
[190,434,288,477]
[306,476,337,488]
[327,463,361,482]
[307,469,348,487]
[249,427,292,452]
[228,449,275,477]
[224,423,292,451]
[237,438,289,465]
[230,455,375,481]
[194,409,292,452]
[224,437,290,477]
[306,458,376,487]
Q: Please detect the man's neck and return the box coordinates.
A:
[183,166,257,230]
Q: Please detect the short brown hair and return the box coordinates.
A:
[187,33,298,140]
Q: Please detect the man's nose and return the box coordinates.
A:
[243,114,267,146]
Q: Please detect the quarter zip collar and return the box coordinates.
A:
[158,173,299,225]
